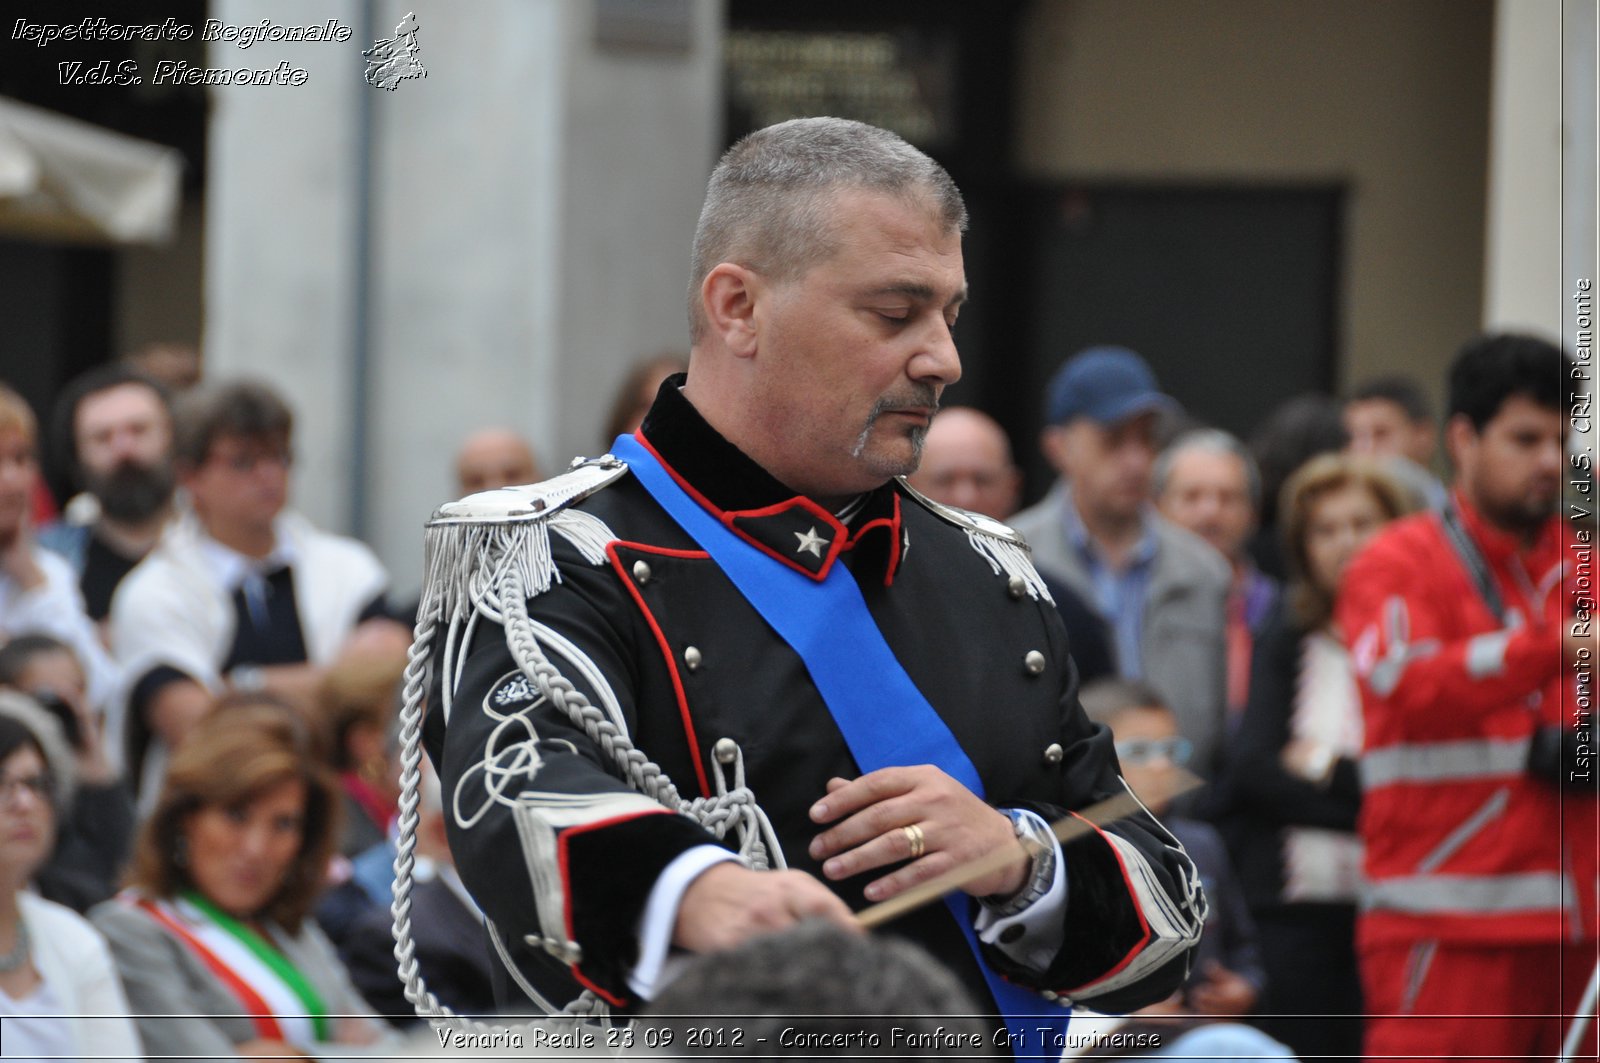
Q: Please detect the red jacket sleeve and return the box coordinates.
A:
[1337,528,1561,734]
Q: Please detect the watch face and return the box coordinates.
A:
[230,666,266,692]
[984,810,1057,916]
[1008,809,1050,845]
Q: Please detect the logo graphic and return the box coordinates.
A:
[363,12,425,91]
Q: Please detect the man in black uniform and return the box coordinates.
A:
[421,118,1203,1052]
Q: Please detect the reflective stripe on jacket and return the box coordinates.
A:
[1337,493,1596,946]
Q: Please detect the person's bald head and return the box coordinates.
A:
[906,406,1021,520]
[455,428,541,495]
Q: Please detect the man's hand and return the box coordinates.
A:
[60,687,116,785]
[246,662,325,712]
[1132,991,1187,1017]
[147,678,214,750]
[807,765,1028,903]
[1187,960,1258,1016]
[334,1014,383,1045]
[1280,737,1336,785]
[671,863,857,953]
[341,617,415,660]
[0,513,44,593]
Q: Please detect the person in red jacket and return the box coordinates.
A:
[1338,332,1597,1061]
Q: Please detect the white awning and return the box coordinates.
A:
[0,95,183,245]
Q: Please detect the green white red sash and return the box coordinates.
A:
[124,891,329,1046]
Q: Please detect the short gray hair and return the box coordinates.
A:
[644,919,983,1049]
[688,117,967,342]
[1153,427,1262,511]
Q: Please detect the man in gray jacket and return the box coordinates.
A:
[1009,346,1230,776]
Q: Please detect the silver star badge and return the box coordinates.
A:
[794,526,827,559]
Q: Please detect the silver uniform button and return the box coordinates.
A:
[1007,575,1027,599]
[713,737,738,764]
[632,560,652,583]
[684,646,702,672]
[1024,650,1046,675]
[1043,742,1064,765]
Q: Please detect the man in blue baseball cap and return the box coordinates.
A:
[1010,347,1231,779]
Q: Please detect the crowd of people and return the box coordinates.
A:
[0,116,1591,1063]
[904,334,1591,1061]
[0,364,527,1060]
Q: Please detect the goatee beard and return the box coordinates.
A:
[851,386,941,466]
[89,461,175,523]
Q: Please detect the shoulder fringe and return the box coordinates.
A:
[419,459,627,629]
[965,530,1054,605]
[896,478,1054,605]
[396,459,630,1029]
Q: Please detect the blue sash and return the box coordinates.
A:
[611,434,1071,1059]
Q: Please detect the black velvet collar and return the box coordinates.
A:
[634,374,904,583]
[635,374,797,512]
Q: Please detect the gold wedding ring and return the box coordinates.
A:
[902,823,926,860]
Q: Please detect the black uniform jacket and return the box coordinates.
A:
[425,381,1203,1019]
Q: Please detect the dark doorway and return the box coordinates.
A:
[716,5,1345,508]
[1001,185,1345,502]
[0,239,115,444]
[1,0,207,495]
[723,0,1022,186]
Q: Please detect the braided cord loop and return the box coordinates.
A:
[389,519,781,1043]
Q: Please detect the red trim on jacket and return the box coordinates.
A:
[634,428,897,583]
[557,809,676,1008]
[844,492,905,587]
[723,497,847,579]
[606,541,712,798]
[1057,813,1154,997]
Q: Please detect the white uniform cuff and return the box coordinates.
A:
[627,845,740,999]
[975,809,1068,972]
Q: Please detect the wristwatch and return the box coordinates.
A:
[228,664,266,692]
[982,808,1059,918]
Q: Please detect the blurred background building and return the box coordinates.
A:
[1,0,1593,596]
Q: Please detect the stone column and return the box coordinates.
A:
[1482,0,1596,336]
[205,0,722,593]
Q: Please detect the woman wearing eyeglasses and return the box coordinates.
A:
[0,692,143,1063]
[1221,454,1411,1063]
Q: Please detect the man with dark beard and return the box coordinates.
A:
[41,367,178,625]
[1339,333,1597,1060]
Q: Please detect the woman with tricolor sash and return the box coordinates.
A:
[92,703,398,1060]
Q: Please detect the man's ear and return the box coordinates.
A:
[1040,424,1074,477]
[1002,467,1024,516]
[1409,420,1438,463]
[1444,413,1476,473]
[701,263,762,360]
